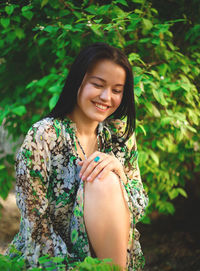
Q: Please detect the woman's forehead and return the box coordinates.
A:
[87,59,126,84]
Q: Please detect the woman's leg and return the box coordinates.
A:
[84,171,130,270]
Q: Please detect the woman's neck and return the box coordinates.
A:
[67,113,98,138]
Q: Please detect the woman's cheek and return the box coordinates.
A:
[116,95,123,107]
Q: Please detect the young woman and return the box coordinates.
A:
[7,43,148,270]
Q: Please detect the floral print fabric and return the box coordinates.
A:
[7,117,148,270]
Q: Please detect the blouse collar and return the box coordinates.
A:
[62,116,105,137]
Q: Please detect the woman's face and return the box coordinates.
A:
[74,59,126,124]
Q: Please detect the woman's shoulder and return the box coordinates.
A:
[28,117,65,134]
[104,118,126,136]
[23,117,65,145]
[26,117,56,136]
[19,117,66,154]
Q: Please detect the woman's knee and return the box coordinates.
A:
[84,171,121,199]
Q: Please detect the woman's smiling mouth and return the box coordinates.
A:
[93,102,110,111]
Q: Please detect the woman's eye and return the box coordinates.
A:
[112,89,122,94]
[92,83,103,88]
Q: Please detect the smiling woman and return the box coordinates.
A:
[6,43,148,271]
[70,59,125,136]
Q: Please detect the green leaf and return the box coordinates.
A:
[15,28,25,39]
[151,38,160,45]
[85,5,97,14]
[152,104,161,117]
[44,25,58,33]
[134,9,143,14]
[152,89,168,106]
[134,75,142,85]
[114,0,128,7]
[49,95,59,110]
[5,5,14,15]
[63,24,73,31]
[139,151,148,164]
[177,188,187,198]
[149,150,159,165]
[41,0,49,8]
[48,85,61,94]
[22,11,34,20]
[98,5,111,14]
[169,188,179,200]
[1,18,10,28]
[158,63,168,76]
[11,106,27,116]
[139,37,151,43]
[187,125,197,133]
[165,202,175,214]
[151,8,158,15]
[90,24,102,36]
[132,0,145,3]
[142,18,153,31]
[7,31,16,43]
[129,53,145,65]
[160,117,172,126]
[134,86,142,97]
[144,102,160,117]
[137,124,147,136]
[21,6,33,12]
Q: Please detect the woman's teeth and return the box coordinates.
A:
[95,103,108,110]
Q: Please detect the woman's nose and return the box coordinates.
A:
[99,88,111,101]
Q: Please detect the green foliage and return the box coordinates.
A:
[0,0,199,219]
[0,254,120,271]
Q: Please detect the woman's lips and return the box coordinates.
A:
[93,102,110,111]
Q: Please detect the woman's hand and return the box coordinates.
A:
[78,151,127,184]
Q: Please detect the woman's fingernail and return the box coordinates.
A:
[87,176,91,181]
[79,173,82,178]
[81,175,85,181]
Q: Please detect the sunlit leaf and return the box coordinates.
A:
[149,150,159,165]
[11,106,27,116]
[152,89,168,106]
[41,0,49,8]
[49,95,59,110]
[1,18,10,28]
[5,5,14,15]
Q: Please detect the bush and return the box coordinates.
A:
[0,254,120,271]
[0,0,199,219]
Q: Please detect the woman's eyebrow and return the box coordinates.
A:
[89,76,106,82]
[89,76,124,86]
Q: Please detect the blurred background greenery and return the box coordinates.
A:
[0,0,199,222]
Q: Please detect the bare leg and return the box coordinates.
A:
[84,171,130,270]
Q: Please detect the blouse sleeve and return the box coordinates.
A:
[106,118,148,224]
[7,121,68,267]
[122,133,149,223]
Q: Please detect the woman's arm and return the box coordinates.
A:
[7,121,68,267]
[78,126,148,223]
[121,132,149,223]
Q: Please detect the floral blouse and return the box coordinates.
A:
[7,117,148,270]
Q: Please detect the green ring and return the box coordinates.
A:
[94,156,100,162]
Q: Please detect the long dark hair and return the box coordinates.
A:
[48,42,136,140]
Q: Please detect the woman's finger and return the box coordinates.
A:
[81,155,110,181]
[86,158,113,182]
[97,162,116,180]
[79,151,104,178]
